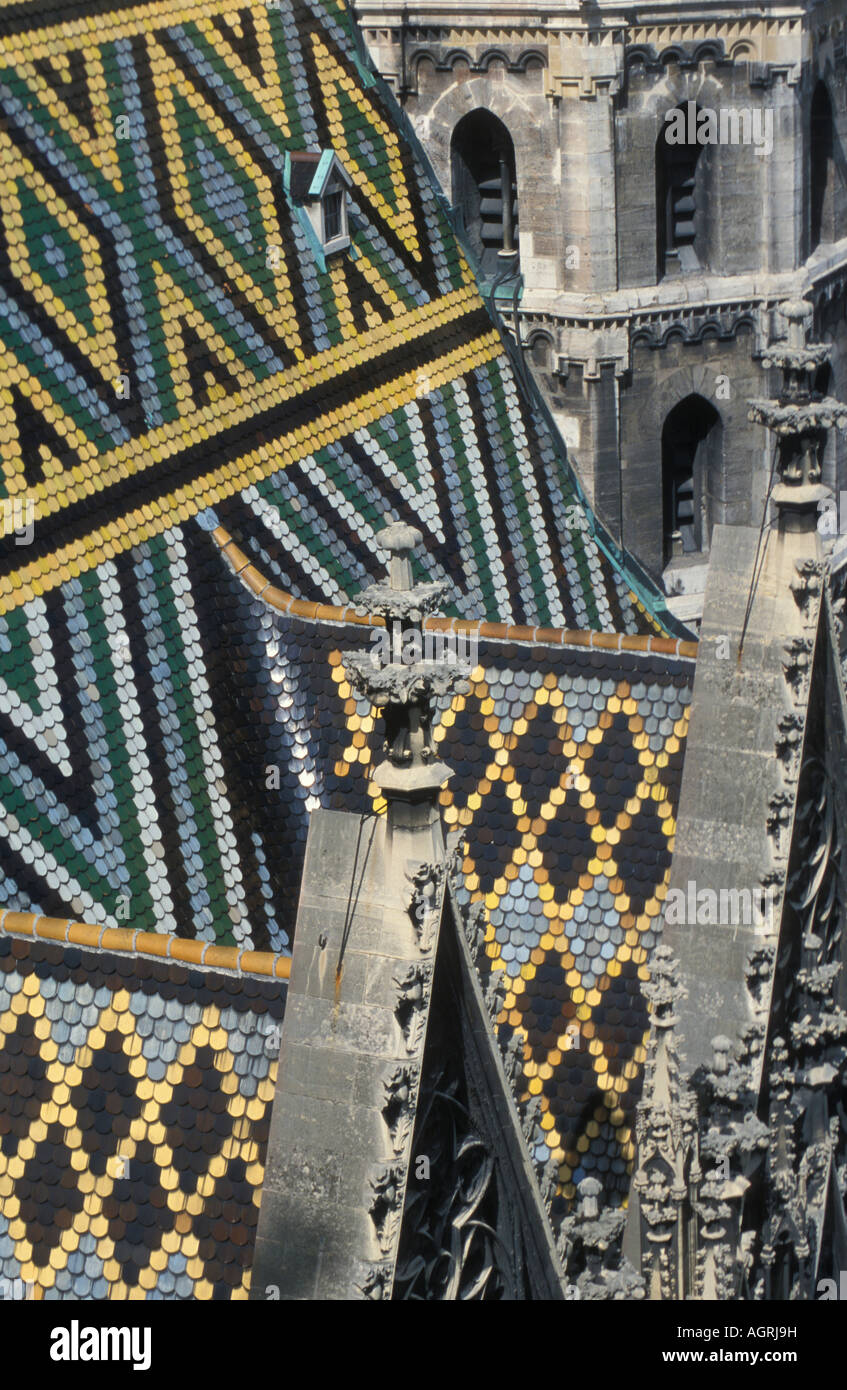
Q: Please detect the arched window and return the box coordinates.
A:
[811,82,836,251]
[528,332,554,371]
[451,110,518,276]
[662,395,722,562]
[656,106,705,278]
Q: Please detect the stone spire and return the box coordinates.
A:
[624,946,701,1299]
[252,526,472,1303]
[342,522,471,861]
[749,298,846,535]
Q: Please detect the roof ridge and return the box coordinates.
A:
[0,910,291,981]
[212,526,700,661]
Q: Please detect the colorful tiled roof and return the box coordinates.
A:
[207,548,695,1207]
[0,499,691,964]
[0,500,687,1217]
[0,563,689,1300]
[0,0,686,944]
[0,0,697,1287]
[0,915,286,1298]
[0,0,674,637]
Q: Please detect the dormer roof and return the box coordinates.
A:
[287,149,352,202]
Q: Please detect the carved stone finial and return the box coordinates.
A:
[711,1036,732,1076]
[376,522,423,591]
[341,519,470,808]
[780,298,812,351]
[748,299,844,534]
[578,1176,602,1219]
[643,943,686,1029]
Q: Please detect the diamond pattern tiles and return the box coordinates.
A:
[444,654,690,1210]
[330,624,692,1209]
[0,525,692,987]
[0,927,285,1299]
[0,0,676,637]
[186,568,694,1207]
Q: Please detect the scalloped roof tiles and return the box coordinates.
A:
[0,0,696,1296]
[0,923,285,1299]
[0,0,682,949]
[0,0,675,633]
[198,566,695,1209]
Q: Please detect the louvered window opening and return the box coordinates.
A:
[451,111,519,278]
[665,148,697,254]
[662,397,722,564]
[666,450,697,557]
[478,161,518,257]
[657,121,703,278]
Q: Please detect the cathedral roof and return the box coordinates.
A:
[0,546,693,1296]
[0,0,694,1299]
[0,0,673,635]
[211,542,695,1208]
[0,912,286,1298]
[0,0,683,937]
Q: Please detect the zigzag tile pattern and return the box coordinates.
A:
[0,0,680,942]
[0,528,273,945]
[0,928,285,1298]
[0,0,668,636]
[0,533,691,1211]
[0,0,680,947]
[0,0,694,1270]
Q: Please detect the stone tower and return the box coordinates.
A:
[356,0,847,611]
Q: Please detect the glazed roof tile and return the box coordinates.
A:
[0,0,676,637]
[207,556,694,1209]
[0,0,684,953]
[0,921,285,1299]
[0,0,697,1292]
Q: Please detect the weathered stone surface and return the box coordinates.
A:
[666,512,823,1075]
[357,3,847,580]
[250,809,438,1299]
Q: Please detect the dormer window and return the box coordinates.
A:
[322,188,344,245]
[285,150,352,260]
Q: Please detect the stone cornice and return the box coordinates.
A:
[357,2,809,24]
[354,3,834,102]
[358,3,823,99]
[355,10,812,48]
[518,242,847,367]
